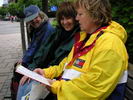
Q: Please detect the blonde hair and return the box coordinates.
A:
[39,11,48,22]
[75,0,112,25]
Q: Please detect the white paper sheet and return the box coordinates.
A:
[16,65,51,86]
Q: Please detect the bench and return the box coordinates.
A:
[125,63,133,100]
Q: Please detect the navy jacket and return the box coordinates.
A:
[22,21,55,66]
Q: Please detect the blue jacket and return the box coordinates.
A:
[22,21,55,66]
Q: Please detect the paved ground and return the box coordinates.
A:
[0,21,22,100]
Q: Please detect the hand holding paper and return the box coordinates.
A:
[34,68,45,77]
[16,65,52,86]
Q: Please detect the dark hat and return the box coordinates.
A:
[24,5,40,22]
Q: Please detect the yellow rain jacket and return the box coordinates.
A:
[43,21,128,100]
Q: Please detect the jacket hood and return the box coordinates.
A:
[104,21,127,43]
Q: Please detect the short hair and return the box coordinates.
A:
[75,0,112,26]
[56,1,77,27]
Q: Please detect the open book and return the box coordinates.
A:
[16,65,51,86]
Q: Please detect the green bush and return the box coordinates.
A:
[0,7,8,16]
[110,0,133,63]
[50,19,58,27]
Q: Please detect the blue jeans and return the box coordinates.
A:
[17,80,39,100]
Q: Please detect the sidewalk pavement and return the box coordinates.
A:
[0,22,22,100]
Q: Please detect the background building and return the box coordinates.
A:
[8,0,17,3]
[3,0,8,7]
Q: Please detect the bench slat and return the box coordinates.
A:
[125,63,133,100]
[125,87,133,100]
[128,70,133,79]
[126,74,133,90]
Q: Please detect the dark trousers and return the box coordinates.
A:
[44,93,57,100]
[106,83,126,100]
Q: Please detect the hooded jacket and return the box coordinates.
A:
[44,21,128,100]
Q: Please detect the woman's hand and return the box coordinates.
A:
[19,75,30,85]
[45,79,56,91]
[34,68,52,91]
[19,68,44,86]
[34,68,56,91]
[33,68,45,76]
[16,59,23,65]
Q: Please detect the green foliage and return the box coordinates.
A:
[48,0,75,8]
[17,0,41,7]
[0,7,8,16]
[0,0,42,18]
[110,0,133,63]
[49,0,62,7]
[16,0,42,15]
[8,3,19,16]
[48,0,67,9]
[0,0,76,18]
[50,18,58,27]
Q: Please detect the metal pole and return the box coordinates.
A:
[20,18,26,54]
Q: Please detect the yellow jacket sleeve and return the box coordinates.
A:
[43,57,67,79]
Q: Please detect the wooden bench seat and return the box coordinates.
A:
[125,63,133,100]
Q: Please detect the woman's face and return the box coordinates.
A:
[60,16,75,31]
[28,16,42,28]
[76,7,96,33]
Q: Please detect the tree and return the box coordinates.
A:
[8,3,19,16]
[10,0,42,18]
[0,7,8,17]
[42,0,48,13]
[110,0,133,63]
